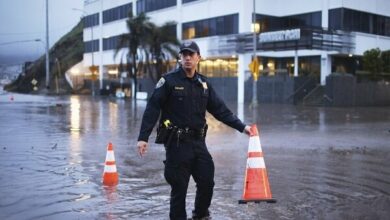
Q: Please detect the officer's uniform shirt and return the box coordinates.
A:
[138,67,246,142]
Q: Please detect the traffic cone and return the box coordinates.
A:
[102,142,119,186]
[238,124,276,204]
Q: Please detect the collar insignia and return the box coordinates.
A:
[201,82,208,90]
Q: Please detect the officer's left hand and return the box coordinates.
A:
[243,125,251,136]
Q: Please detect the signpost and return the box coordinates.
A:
[89,65,98,96]
[251,0,258,107]
[31,78,38,91]
[248,57,259,107]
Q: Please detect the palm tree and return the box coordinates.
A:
[115,12,152,100]
[145,21,180,81]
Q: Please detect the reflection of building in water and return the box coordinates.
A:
[79,0,390,103]
[108,102,119,133]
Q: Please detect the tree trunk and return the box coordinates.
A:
[132,53,138,100]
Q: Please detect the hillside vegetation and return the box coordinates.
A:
[4,21,83,94]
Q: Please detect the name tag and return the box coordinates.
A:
[174,86,184,90]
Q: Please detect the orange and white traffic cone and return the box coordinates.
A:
[102,142,119,186]
[238,124,276,204]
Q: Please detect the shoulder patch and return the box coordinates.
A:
[155,78,165,89]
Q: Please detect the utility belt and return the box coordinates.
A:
[155,119,208,145]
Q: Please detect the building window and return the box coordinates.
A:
[298,56,320,76]
[103,3,132,23]
[84,13,99,28]
[182,0,200,4]
[137,0,176,14]
[103,35,123,51]
[329,8,390,37]
[199,58,238,77]
[182,14,239,39]
[84,39,99,53]
[328,8,342,30]
[256,11,321,33]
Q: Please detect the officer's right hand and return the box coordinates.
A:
[137,141,148,157]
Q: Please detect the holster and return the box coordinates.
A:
[155,123,177,144]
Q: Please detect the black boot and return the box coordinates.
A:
[189,210,211,220]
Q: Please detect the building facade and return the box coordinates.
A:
[79,0,390,103]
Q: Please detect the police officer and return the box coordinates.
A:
[137,41,251,220]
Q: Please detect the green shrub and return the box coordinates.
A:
[362,48,384,80]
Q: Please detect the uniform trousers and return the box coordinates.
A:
[164,137,215,220]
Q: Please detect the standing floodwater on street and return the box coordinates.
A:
[0,91,389,220]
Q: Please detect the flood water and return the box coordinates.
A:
[0,91,389,220]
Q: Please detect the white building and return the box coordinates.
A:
[80,0,390,103]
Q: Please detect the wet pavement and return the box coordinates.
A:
[0,90,389,220]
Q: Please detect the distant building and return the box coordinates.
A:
[81,0,390,103]
[0,64,22,81]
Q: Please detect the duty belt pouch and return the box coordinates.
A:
[155,124,177,144]
[155,124,170,144]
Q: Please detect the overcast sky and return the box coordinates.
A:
[0,0,83,66]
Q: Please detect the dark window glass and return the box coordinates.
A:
[330,7,390,37]
[386,17,390,36]
[84,39,99,53]
[232,14,239,34]
[256,11,321,32]
[329,8,342,30]
[182,0,199,3]
[84,13,99,28]
[103,3,132,23]
[209,18,216,35]
[103,35,123,51]
[182,14,238,39]
[137,0,176,13]
[360,12,369,33]
[216,17,225,35]
[311,12,321,27]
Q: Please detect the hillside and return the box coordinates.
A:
[4,21,83,94]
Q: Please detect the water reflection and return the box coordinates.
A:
[108,102,118,133]
[70,96,81,133]
[1,95,389,219]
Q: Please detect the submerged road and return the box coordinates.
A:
[0,92,389,219]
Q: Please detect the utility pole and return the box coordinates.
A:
[45,0,50,90]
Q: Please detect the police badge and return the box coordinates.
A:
[155,77,165,89]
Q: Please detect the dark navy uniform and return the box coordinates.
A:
[138,66,246,220]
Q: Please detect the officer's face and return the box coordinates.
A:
[180,50,200,71]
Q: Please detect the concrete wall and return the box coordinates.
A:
[325,74,390,106]
[138,77,238,102]
[244,75,317,104]
[245,75,294,103]
[137,74,390,106]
